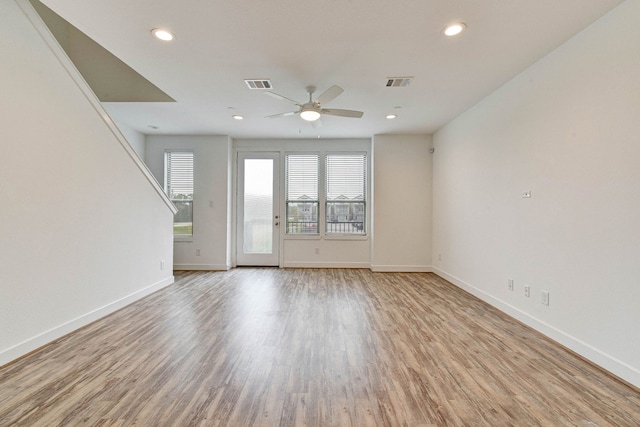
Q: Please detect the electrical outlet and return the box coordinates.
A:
[196,248,201,256]
[522,191,532,198]
[541,290,550,306]
[524,285,530,297]
[315,248,320,255]
[160,260,165,270]
[508,279,514,291]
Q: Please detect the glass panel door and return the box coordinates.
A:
[236,152,280,266]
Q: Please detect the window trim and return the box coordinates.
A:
[283,150,368,240]
[284,152,321,237]
[324,152,367,237]
[164,150,194,241]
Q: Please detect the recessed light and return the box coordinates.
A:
[151,28,175,41]
[147,125,159,129]
[232,115,244,120]
[386,114,397,120]
[443,23,466,37]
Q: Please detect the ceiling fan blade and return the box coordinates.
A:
[265,91,301,106]
[315,85,343,106]
[265,111,298,119]
[321,108,364,118]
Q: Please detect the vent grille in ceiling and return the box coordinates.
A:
[386,77,413,87]
[245,79,272,89]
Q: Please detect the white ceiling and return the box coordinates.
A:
[40,0,623,139]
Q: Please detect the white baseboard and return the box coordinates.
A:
[432,267,640,389]
[370,265,433,273]
[283,261,370,269]
[174,264,231,271]
[0,276,174,367]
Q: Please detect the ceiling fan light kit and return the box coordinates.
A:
[300,108,321,122]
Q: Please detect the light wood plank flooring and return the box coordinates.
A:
[1,269,639,426]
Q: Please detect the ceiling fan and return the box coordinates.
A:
[265,85,364,122]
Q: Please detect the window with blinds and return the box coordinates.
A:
[165,151,194,236]
[285,154,319,234]
[325,153,366,235]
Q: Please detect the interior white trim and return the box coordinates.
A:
[0,276,174,367]
[283,262,370,269]
[432,267,640,388]
[370,265,433,273]
[16,0,176,215]
[173,264,231,271]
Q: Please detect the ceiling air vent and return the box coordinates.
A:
[386,77,413,87]
[244,79,273,89]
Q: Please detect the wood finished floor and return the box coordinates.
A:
[1,269,639,426]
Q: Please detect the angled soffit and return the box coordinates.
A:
[29,0,174,103]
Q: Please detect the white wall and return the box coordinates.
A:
[146,135,233,270]
[146,137,371,269]
[234,139,371,268]
[372,135,433,272]
[116,121,146,159]
[432,0,640,387]
[0,0,175,365]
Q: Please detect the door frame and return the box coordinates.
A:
[234,151,282,267]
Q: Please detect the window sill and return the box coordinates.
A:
[284,234,368,241]
[174,236,194,242]
[323,233,368,241]
[284,234,321,240]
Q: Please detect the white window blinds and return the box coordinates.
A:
[165,151,194,236]
[286,154,319,234]
[165,151,194,199]
[325,153,366,234]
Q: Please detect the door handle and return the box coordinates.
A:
[275,221,280,226]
